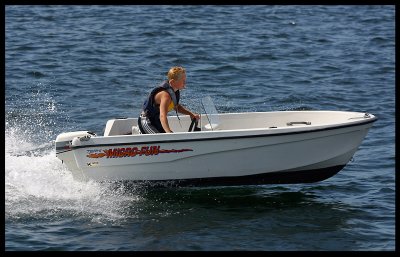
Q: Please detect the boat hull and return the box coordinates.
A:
[112,165,346,187]
[58,113,374,186]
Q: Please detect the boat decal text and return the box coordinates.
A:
[86,146,193,158]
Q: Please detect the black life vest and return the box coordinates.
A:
[141,81,180,131]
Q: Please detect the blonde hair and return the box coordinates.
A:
[167,66,186,81]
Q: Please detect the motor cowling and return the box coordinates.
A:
[55,131,96,154]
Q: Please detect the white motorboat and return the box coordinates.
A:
[55,99,377,187]
[55,113,377,186]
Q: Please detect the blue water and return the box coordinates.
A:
[5,5,395,251]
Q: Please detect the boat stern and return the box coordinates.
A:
[55,131,96,180]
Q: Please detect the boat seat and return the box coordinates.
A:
[104,118,136,136]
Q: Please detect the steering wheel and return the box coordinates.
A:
[188,117,201,132]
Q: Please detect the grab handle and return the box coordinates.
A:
[287,121,311,126]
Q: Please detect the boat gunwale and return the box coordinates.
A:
[66,115,377,151]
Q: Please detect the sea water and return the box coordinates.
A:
[5,5,395,250]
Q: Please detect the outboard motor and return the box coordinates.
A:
[55,131,96,156]
[55,131,96,174]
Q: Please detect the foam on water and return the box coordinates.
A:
[5,88,140,224]
[5,127,141,224]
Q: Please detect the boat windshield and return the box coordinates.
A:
[201,96,220,130]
